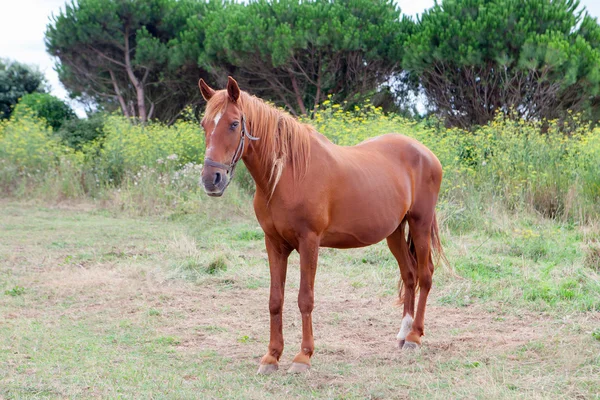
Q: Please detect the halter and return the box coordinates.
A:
[203,115,259,184]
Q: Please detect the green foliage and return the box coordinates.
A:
[206,256,227,275]
[56,114,105,151]
[0,59,46,120]
[4,286,25,297]
[45,0,209,123]
[16,93,76,131]
[148,308,161,316]
[90,115,204,183]
[404,0,600,127]
[43,0,600,127]
[194,0,413,115]
[0,107,76,173]
[2,99,600,223]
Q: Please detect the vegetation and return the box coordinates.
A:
[45,0,600,126]
[55,113,106,151]
[3,0,599,397]
[0,59,46,120]
[45,0,211,123]
[0,190,598,397]
[1,81,599,399]
[15,93,76,131]
[1,101,600,220]
[404,0,600,127]
[197,0,413,115]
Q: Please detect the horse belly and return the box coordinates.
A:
[320,169,409,249]
[320,213,400,249]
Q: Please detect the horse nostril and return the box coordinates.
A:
[214,172,222,185]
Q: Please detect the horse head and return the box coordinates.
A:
[198,76,258,196]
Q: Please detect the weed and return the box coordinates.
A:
[4,286,25,296]
[584,244,600,272]
[237,335,251,343]
[206,256,227,275]
[155,336,180,346]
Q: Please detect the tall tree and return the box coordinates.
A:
[45,0,211,123]
[0,59,47,120]
[404,0,600,127]
[187,0,414,115]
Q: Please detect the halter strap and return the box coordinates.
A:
[204,115,259,183]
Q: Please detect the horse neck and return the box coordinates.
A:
[239,98,313,197]
[241,142,273,196]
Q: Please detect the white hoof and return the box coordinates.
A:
[257,363,278,375]
[402,341,420,351]
[287,362,310,374]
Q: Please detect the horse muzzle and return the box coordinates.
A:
[201,169,230,197]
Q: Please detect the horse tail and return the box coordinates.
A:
[431,212,448,269]
[398,211,447,304]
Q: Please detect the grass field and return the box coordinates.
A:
[1,195,599,399]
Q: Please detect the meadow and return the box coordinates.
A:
[1,103,599,398]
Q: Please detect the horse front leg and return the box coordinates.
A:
[288,233,320,373]
[257,235,292,375]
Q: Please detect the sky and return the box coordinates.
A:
[1,0,600,117]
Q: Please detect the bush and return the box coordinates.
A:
[0,107,84,197]
[90,116,204,183]
[0,107,72,172]
[16,93,76,131]
[1,100,600,223]
[56,113,105,151]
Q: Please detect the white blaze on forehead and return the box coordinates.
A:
[396,314,413,341]
[213,112,223,126]
[210,112,223,137]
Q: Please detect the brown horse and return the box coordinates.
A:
[198,77,444,374]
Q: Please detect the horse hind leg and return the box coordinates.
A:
[402,207,437,350]
[386,218,417,348]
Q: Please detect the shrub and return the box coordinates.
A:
[15,93,76,131]
[90,116,204,183]
[0,107,85,197]
[2,99,600,224]
[56,113,105,151]
[0,107,71,172]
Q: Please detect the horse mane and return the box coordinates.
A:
[204,90,312,196]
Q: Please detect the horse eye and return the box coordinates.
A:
[230,121,239,130]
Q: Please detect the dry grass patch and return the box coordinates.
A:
[1,201,599,399]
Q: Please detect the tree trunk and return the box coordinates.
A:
[124,28,147,122]
[314,53,322,111]
[109,69,130,118]
[287,70,307,115]
[148,101,155,121]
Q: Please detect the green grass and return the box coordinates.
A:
[1,197,599,399]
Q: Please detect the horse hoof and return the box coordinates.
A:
[287,362,310,374]
[402,341,420,351]
[398,339,405,349]
[257,363,278,375]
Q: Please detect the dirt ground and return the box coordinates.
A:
[1,202,599,399]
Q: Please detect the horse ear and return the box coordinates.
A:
[227,76,240,102]
[199,79,215,101]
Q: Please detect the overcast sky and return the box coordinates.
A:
[1,0,599,116]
